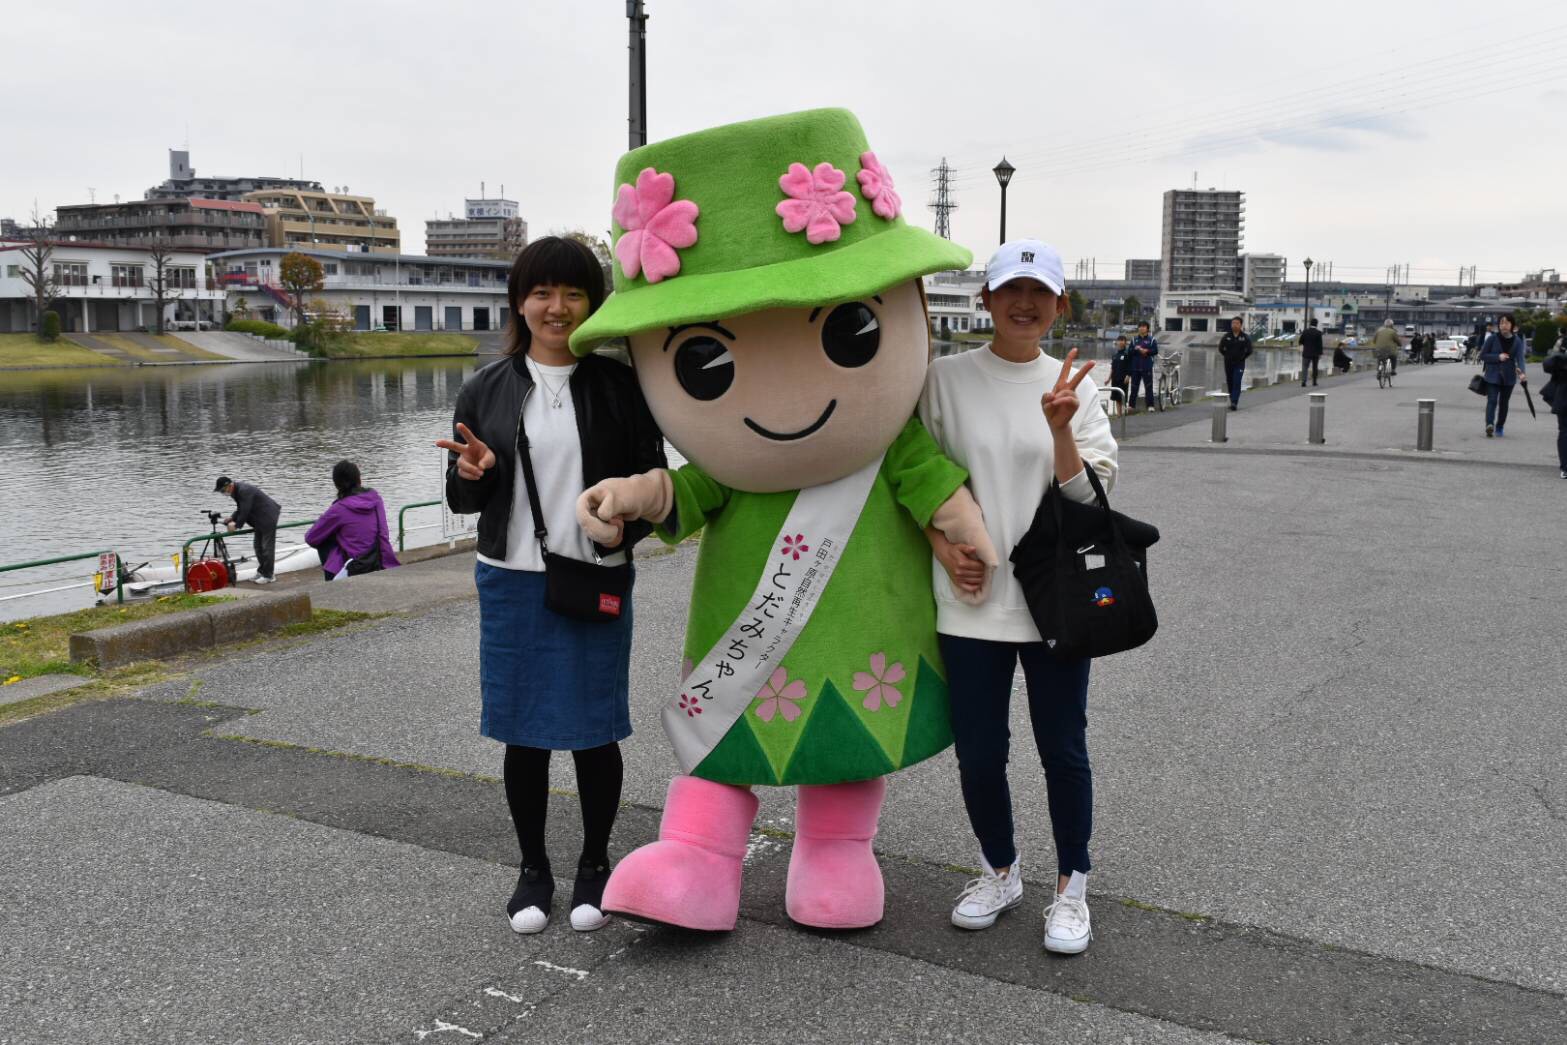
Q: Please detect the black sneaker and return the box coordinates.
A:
[507,864,554,934]
[1485,425,1494,437]
[570,859,612,932]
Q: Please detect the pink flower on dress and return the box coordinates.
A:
[754,667,806,723]
[855,152,901,220]
[612,167,699,283]
[853,653,906,712]
[776,162,858,244]
[678,693,703,718]
[781,534,810,560]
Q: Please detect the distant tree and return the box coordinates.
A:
[144,239,174,335]
[558,228,615,290]
[231,295,251,320]
[1531,316,1559,357]
[278,252,324,328]
[1123,294,1142,320]
[40,311,61,342]
[1067,289,1086,325]
[17,207,59,340]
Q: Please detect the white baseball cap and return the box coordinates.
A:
[984,239,1065,295]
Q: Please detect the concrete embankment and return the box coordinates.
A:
[68,592,311,669]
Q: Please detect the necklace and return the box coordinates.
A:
[529,359,576,409]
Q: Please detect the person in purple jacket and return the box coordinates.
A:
[304,460,400,580]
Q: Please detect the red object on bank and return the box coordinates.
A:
[185,560,231,593]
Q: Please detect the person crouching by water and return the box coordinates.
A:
[303,460,400,581]
[436,236,666,935]
[214,475,280,584]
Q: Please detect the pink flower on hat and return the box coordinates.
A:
[855,152,901,220]
[612,167,699,284]
[776,162,858,245]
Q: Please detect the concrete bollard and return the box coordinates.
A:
[1209,392,1229,443]
[1308,393,1326,445]
[1417,398,1435,451]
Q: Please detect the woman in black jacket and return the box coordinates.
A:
[437,237,665,935]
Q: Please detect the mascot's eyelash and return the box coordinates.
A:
[808,295,882,325]
[663,322,736,351]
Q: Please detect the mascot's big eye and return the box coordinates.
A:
[822,302,880,368]
[674,336,735,401]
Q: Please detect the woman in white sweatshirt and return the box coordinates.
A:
[918,239,1119,955]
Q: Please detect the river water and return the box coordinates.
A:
[2,340,1299,621]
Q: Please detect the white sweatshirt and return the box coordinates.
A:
[918,346,1119,643]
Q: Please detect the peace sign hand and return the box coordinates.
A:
[1042,348,1096,434]
[435,422,496,481]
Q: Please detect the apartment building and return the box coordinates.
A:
[1242,253,1286,300]
[242,188,400,255]
[1124,258,1161,283]
[1161,188,1245,292]
[425,197,528,259]
[146,149,322,202]
[54,198,268,254]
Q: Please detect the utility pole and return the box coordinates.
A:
[928,159,956,240]
[627,1,649,150]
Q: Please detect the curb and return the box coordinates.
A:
[68,592,312,670]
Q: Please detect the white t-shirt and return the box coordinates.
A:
[477,360,627,573]
[918,346,1119,643]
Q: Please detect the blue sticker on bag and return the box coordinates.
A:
[1092,586,1116,607]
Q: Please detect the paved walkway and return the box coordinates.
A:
[3,380,1565,1042]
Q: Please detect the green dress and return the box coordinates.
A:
[659,417,967,786]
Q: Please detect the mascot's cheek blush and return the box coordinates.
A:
[630,279,930,494]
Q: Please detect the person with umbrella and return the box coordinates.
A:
[1479,313,1527,437]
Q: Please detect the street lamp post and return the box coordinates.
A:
[992,157,1015,246]
[1303,257,1313,335]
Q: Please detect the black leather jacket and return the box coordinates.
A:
[445,352,666,560]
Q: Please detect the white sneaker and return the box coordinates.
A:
[1043,870,1092,954]
[508,906,547,934]
[253,575,275,585]
[570,903,609,932]
[951,857,1023,930]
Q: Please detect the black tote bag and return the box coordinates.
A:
[1009,468,1160,660]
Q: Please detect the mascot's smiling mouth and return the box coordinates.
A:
[744,400,837,441]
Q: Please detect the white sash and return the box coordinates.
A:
[663,453,886,773]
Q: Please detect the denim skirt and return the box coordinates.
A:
[476,561,633,749]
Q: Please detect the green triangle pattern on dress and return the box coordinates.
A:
[899,655,954,768]
[694,710,780,785]
[781,679,896,784]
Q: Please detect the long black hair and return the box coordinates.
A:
[503,236,608,357]
[332,459,364,500]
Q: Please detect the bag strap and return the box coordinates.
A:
[1046,466,1131,563]
[514,387,551,556]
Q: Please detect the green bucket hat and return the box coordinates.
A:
[570,107,971,354]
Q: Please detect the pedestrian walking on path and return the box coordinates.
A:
[214,475,280,583]
[1218,316,1253,409]
[1129,322,1157,412]
[1109,335,1131,413]
[1539,338,1566,477]
[1479,313,1527,437]
[919,239,1119,956]
[437,236,666,936]
[1299,319,1323,386]
[303,460,400,581]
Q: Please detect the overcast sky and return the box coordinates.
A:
[4,1,1563,286]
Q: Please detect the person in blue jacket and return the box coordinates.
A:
[1479,313,1527,437]
[1128,322,1157,412]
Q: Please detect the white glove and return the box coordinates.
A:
[576,469,674,547]
[931,486,1000,605]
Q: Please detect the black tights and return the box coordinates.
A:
[503,742,623,871]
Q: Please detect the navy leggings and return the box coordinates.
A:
[938,633,1092,877]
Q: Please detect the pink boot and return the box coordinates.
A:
[786,777,887,929]
[600,775,758,931]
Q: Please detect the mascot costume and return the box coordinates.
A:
[571,108,998,931]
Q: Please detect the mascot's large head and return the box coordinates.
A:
[571,108,970,493]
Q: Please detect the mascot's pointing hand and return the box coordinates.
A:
[930,486,1000,605]
[577,469,675,547]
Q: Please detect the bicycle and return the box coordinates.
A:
[1155,352,1182,411]
[1377,355,1394,389]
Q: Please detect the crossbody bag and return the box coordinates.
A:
[516,404,631,623]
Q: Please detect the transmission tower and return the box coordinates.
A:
[928,158,956,240]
